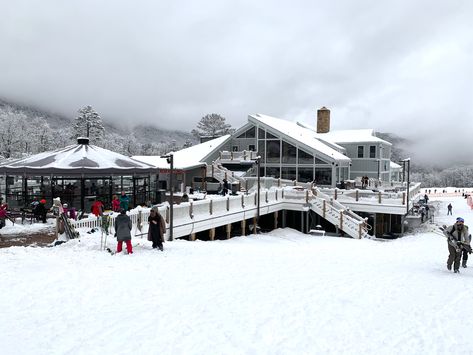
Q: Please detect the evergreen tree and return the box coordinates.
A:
[72,105,105,143]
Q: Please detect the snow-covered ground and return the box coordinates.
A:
[1,193,473,355]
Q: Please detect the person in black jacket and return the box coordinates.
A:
[115,209,133,254]
[148,208,165,251]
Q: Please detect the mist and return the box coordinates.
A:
[1,0,472,164]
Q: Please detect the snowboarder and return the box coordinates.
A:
[443,217,471,272]
[115,209,133,254]
[148,207,165,251]
[447,203,453,215]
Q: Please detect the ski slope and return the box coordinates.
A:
[0,194,472,354]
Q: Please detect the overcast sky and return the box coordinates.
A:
[1,0,472,164]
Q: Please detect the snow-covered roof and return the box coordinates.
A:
[0,141,156,174]
[249,114,350,163]
[133,135,230,170]
[315,129,392,145]
[390,161,402,170]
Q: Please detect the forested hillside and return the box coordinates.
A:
[0,99,197,159]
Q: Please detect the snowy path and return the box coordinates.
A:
[1,195,473,354]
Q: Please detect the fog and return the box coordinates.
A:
[1,0,472,165]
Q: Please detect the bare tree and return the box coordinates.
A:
[192,113,234,138]
[72,105,105,143]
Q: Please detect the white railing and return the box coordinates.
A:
[69,178,423,241]
[219,150,259,161]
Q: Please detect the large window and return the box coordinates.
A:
[281,167,296,180]
[266,167,280,178]
[237,126,256,139]
[314,168,332,185]
[282,141,296,164]
[298,149,313,164]
[357,146,364,158]
[266,140,280,163]
[298,168,313,183]
[370,146,376,158]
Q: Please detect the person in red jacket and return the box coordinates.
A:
[111,195,120,212]
[91,200,104,217]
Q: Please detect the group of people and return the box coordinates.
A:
[113,206,165,254]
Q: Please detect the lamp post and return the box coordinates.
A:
[376,159,381,181]
[399,158,411,215]
[161,153,174,241]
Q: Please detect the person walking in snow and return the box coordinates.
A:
[148,207,165,251]
[115,209,133,254]
[447,203,453,215]
[443,217,471,272]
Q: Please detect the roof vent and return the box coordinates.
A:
[77,137,90,145]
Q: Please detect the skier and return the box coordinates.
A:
[443,217,471,272]
[115,209,133,254]
[0,201,7,229]
[148,207,165,251]
[222,179,229,196]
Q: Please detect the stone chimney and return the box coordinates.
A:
[316,107,330,133]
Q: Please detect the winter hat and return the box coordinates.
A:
[456,217,464,223]
[120,208,126,214]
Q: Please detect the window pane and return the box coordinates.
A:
[267,140,280,163]
[314,168,332,185]
[266,167,280,178]
[237,132,246,139]
[258,128,265,140]
[298,149,313,164]
[282,141,297,164]
[246,126,256,138]
[298,167,313,183]
[266,131,278,139]
[358,146,364,158]
[258,140,265,163]
[281,167,296,180]
[370,146,376,158]
[314,156,327,164]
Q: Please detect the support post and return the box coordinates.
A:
[241,219,246,236]
[226,224,231,239]
[274,211,278,229]
[209,228,215,241]
[190,233,196,241]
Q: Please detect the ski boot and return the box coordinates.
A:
[462,261,467,268]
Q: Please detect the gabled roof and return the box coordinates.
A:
[390,161,402,170]
[133,135,231,170]
[315,129,392,145]
[0,142,156,174]
[249,114,350,163]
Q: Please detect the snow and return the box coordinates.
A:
[249,114,351,164]
[1,142,154,173]
[316,128,391,144]
[133,135,230,170]
[1,194,473,354]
